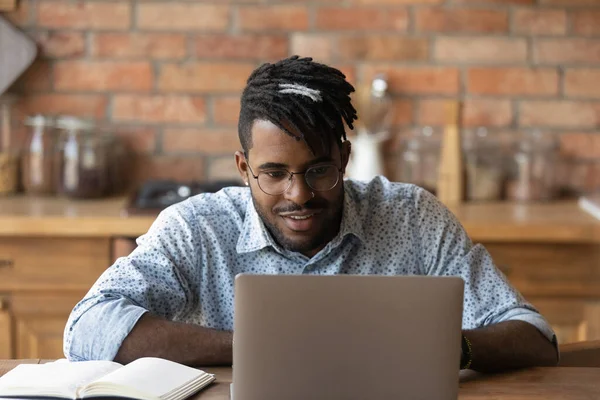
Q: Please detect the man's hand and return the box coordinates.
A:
[463,320,558,373]
[114,313,233,366]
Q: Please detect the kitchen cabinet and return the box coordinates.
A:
[0,196,599,358]
[0,237,111,359]
[485,243,600,344]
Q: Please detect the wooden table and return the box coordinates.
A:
[1,360,599,399]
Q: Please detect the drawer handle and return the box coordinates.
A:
[0,259,14,269]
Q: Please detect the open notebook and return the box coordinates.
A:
[0,357,215,400]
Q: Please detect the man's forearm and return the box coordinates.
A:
[464,320,558,373]
[114,313,233,366]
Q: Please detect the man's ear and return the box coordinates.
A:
[340,141,351,173]
[234,151,249,186]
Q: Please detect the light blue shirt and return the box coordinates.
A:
[64,177,556,361]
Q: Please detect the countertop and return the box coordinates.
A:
[0,195,599,243]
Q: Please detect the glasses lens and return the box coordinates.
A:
[306,165,339,191]
[257,170,291,195]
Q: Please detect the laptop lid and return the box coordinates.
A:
[232,274,464,400]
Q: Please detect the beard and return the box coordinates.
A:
[251,188,345,255]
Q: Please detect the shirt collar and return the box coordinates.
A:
[236,184,365,254]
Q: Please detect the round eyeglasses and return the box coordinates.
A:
[246,163,342,196]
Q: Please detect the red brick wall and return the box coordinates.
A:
[3,0,600,192]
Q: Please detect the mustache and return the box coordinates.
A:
[273,199,329,214]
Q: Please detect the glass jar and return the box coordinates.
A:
[463,127,505,202]
[21,115,57,195]
[398,126,441,194]
[0,95,19,196]
[506,129,559,202]
[54,117,109,199]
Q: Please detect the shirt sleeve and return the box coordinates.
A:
[413,187,557,345]
[63,202,202,361]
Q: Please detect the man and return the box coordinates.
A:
[64,56,558,373]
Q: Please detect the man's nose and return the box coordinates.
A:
[284,174,313,204]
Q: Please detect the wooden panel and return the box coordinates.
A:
[0,296,12,359]
[530,299,589,344]
[11,293,83,359]
[485,243,600,297]
[0,238,111,291]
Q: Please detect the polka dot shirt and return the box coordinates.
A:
[64,176,555,361]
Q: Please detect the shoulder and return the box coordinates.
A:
[155,186,251,231]
[344,176,449,222]
[344,176,428,208]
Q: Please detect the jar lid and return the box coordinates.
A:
[55,116,94,132]
[24,114,56,127]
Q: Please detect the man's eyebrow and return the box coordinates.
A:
[257,156,334,170]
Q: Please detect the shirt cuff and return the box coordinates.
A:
[65,297,148,361]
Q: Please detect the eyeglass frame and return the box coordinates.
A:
[243,154,343,196]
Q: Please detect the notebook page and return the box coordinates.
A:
[0,361,121,399]
[84,357,213,399]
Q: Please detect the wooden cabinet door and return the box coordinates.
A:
[0,296,12,359]
[10,292,84,359]
[529,299,600,344]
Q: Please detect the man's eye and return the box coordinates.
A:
[311,167,329,175]
[266,171,287,179]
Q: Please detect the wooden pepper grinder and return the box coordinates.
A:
[436,100,463,205]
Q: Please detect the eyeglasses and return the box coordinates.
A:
[246,162,343,196]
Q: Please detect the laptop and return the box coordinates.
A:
[232,274,465,400]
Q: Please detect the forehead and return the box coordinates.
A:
[248,119,332,164]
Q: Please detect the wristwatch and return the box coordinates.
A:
[460,334,472,370]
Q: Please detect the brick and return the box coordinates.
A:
[336,36,428,62]
[559,133,600,160]
[54,61,153,92]
[112,126,157,154]
[3,0,32,27]
[291,34,333,62]
[571,11,600,36]
[392,100,414,126]
[163,128,240,154]
[540,0,600,6]
[565,69,600,98]
[93,33,187,59]
[138,4,229,31]
[418,99,447,126]
[34,31,85,59]
[316,7,408,31]
[159,63,255,93]
[362,66,460,95]
[467,68,558,96]
[239,6,308,32]
[435,37,527,64]
[464,99,513,127]
[520,101,600,129]
[213,96,241,126]
[37,1,130,29]
[534,39,600,64]
[13,61,52,92]
[415,8,508,33]
[207,156,243,182]
[513,9,567,35]
[449,0,534,3]
[113,95,206,124]
[195,34,288,60]
[18,94,107,118]
[133,155,205,183]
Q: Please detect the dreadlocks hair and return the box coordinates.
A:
[238,55,358,156]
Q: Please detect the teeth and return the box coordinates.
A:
[289,215,313,220]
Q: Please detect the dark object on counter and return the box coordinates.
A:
[125,179,244,216]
